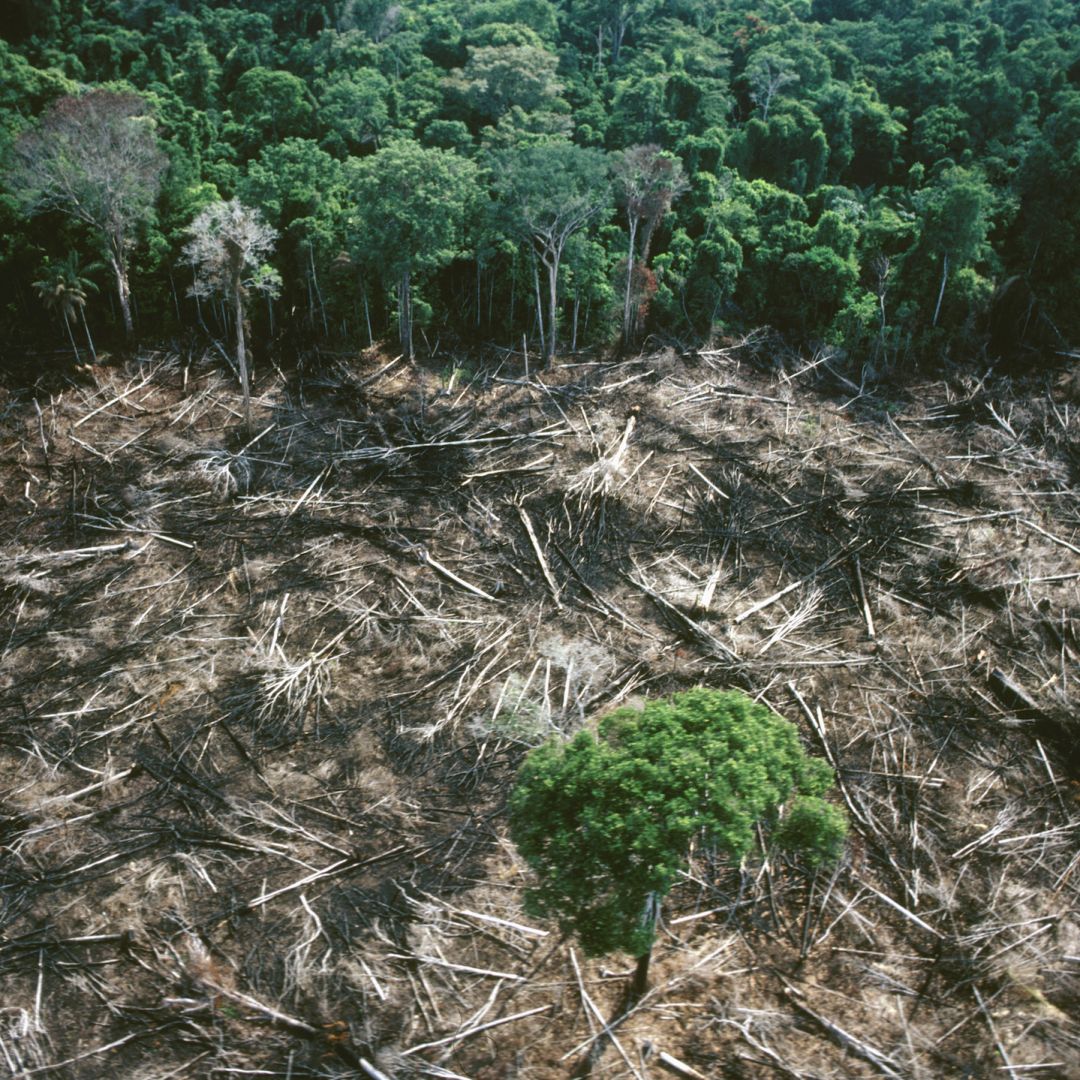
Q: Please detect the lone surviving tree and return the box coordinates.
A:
[184,199,280,432]
[510,688,846,996]
[7,91,167,338]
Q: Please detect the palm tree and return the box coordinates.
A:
[33,255,98,363]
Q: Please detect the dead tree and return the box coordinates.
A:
[7,91,167,338]
[184,199,281,432]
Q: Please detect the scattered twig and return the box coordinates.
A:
[399,1004,553,1057]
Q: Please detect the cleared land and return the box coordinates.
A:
[1,343,1078,1079]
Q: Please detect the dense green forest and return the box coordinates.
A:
[1,0,1078,366]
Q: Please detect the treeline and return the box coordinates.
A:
[1,0,1078,366]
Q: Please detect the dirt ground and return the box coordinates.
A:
[1,340,1078,1079]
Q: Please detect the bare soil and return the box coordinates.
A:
[1,342,1078,1079]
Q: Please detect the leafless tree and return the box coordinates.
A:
[184,199,281,432]
[613,145,688,346]
[747,54,799,121]
[6,91,167,338]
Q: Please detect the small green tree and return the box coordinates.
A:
[509,688,846,995]
[33,253,98,363]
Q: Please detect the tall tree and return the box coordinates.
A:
[579,0,661,65]
[916,166,992,328]
[613,144,687,346]
[183,199,281,432]
[345,141,477,361]
[6,90,167,338]
[446,35,565,124]
[494,141,610,363]
[746,51,799,121]
[241,138,346,333]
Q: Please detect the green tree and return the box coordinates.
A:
[241,138,345,333]
[466,0,559,41]
[726,100,829,193]
[578,0,662,65]
[32,252,98,362]
[446,35,565,125]
[510,688,846,995]
[719,177,813,329]
[1014,91,1080,346]
[228,67,315,152]
[493,140,610,363]
[345,140,477,360]
[782,208,860,337]
[745,50,799,121]
[174,40,221,112]
[916,165,992,327]
[317,68,391,152]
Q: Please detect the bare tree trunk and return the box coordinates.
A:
[62,312,80,363]
[544,250,559,365]
[932,252,949,328]
[310,245,329,337]
[639,211,661,267]
[630,950,651,1001]
[622,215,639,347]
[233,282,253,432]
[193,288,208,333]
[509,264,516,334]
[630,892,661,1001]
[361,282,373,347]
[80,306,97,362]
[531,254,545,358]
[110,255,134,338]
[169,271,181,323]
[612,6,628,64]
[399,268,414,360]
[305,256,316,327]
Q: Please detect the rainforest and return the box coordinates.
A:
[1,0,1078,367]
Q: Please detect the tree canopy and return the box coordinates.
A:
[0,0,1077,363]
[509,688,847,961]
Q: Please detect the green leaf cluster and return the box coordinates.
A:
[509,688,846,958]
